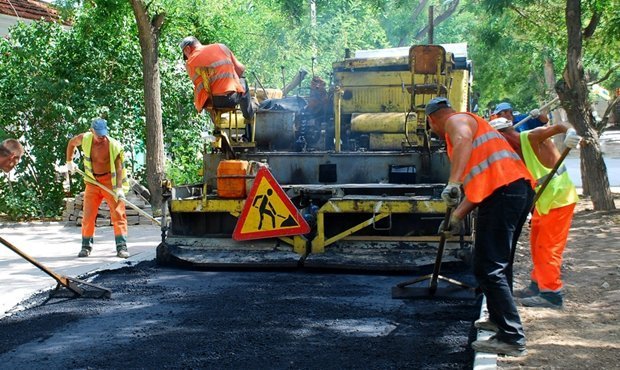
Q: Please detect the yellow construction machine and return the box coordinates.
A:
[157,43,475,271]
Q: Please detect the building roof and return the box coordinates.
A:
[0,0,63,23]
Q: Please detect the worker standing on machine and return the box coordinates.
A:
[0,139,24,173]
[180,36,254,124]
[66,118,130,259]
[489,117,581,309]
[426,97,534,357]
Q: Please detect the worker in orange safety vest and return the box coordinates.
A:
[0,139,24,173]
[426,97,535,357]
[66,118,130,259]
[490,117,581,309]
[180,36,255,126]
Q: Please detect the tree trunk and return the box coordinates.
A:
[556,0,614,210]
[129,0,165,211]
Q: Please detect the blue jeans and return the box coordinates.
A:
[474,178,534,345]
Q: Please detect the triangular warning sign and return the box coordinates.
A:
[233,167,310,241]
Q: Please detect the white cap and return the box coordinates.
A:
[489,117,513,131]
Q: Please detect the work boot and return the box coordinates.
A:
[521,292,563,309]
[77,247,91,257]
[116,245,130,259]
[474,317,499,332]
[513,281,539,298]
[471,335,527,357]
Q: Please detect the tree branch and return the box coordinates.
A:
[597,95,620,132]
[414,0,459,40]
[587,64,620,86]
[507,4,544,30]
[152,12,165,33]
[583,11,600,39]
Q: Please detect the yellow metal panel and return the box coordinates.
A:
[333,56,409,69]
[321,198,446,214]
[340,87,411,113]
[170,198,245,214]
[335,71,411,87]
[217,112,246,129]
[350,112,409,133]
[369,133,405,150]
[448,70,469,112]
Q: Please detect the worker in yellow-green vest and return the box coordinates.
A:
[490,117,581,309]
[66,118,131,258]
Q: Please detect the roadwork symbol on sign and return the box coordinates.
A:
[233,167,310,241]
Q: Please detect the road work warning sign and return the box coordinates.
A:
[233,167,310,241]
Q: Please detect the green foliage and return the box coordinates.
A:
[1,0,617,219]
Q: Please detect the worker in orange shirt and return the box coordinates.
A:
[489,117,581,309]
[426,97,534,357]
[66,118,130,259]
[0,139,24,173]
[180,36,254,124]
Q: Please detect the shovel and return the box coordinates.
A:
[513,96,560,130]
[58,165,160,226]
[0,236,111,299]
[531,147,572,208]
[392,194,476,300]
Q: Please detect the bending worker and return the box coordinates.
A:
[493,102,549,132]
[180,36,254,124]
[0,139,24,173]
[490,117,581,309]
[66,118,130,259]
[426,97,534,357]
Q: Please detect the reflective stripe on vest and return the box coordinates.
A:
[463,149,523,187]
[446,112,534,203]
[186,44,244,112]
[519,131,577,214]
[536,165,567,187]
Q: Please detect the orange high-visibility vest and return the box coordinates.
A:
[445,112,534,203]
[186,44,244,112]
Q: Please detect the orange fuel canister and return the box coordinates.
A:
[217,160,250,198]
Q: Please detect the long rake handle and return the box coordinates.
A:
[532,147,571,208]
[0,236,82,295]
[73,168,161,226]
[513,96,560,129]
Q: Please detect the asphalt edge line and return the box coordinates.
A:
[473,295,498,370]
[0,249,156,319]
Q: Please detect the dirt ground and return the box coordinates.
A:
[500,194,620,369]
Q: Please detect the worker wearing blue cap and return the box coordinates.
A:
[493,102,549,132]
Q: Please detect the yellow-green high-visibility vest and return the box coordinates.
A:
[520,131,578,215]
[81,132,129,192]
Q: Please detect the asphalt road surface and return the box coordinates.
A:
[0,262,479,369]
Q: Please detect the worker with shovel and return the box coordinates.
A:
[0,138,24,173]
[490,117,581,309]
[426,97,535,357]
[492,102,549,132]
[66,118,130,259]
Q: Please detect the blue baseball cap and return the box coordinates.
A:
[493,102,513,115]
[425,97,452,116]
[91,118,108,136]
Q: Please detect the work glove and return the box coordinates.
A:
[115,189,126,201]
[564,128,581,149]
[529,108,541,119]
[441,182,462,207]
[437,214,463,237]
[66,161,77,174]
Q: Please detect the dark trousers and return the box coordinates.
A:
[474,178,534,346]
[211,78,254,120]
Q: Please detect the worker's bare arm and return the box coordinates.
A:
[444,114,476,184]
[66,133,85,161]
[114,154,123,190]
[527,124,567,145]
